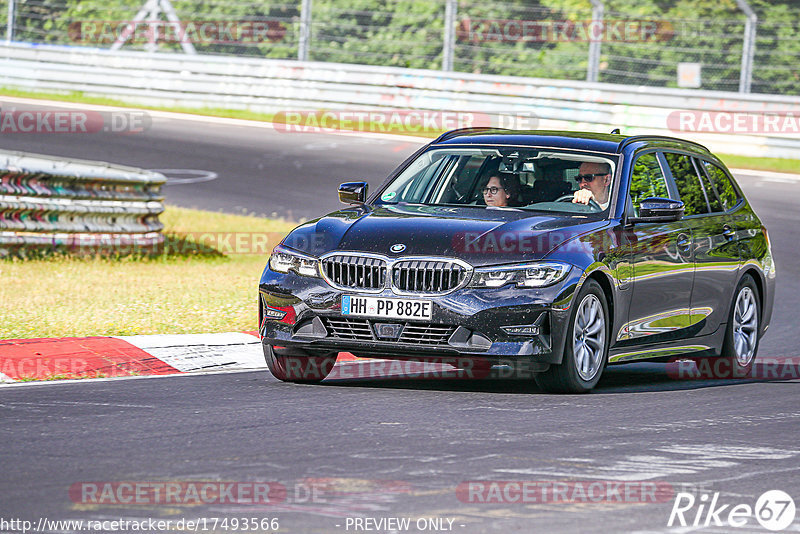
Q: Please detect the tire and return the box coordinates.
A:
[534,279,609,393]
[718,274,761,376]
[264,344,337,383]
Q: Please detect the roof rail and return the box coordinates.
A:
[433,127,509,143]
[617,135,710,153]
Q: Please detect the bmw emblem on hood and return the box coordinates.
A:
[390,243,406,254]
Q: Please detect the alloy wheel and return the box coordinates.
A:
[573,293,606,381]
[733,286,758,366]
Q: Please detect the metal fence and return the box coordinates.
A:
[1,0,798,96]
[3,42,798,161]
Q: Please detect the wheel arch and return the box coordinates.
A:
[584,268,615,342]
[535,267,614,393]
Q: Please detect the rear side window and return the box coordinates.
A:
[697,162,723,213]
[664,152,709,216]
[702,161,741,211]
[628,153,669,216]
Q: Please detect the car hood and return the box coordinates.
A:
[282,204,606,266]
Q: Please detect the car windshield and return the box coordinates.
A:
[375,146,618,214]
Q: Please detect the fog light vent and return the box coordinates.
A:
[501,325,540,336]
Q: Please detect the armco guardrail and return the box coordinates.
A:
[0,149,165,254]
[1,42,799,158]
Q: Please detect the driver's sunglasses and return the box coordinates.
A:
[575,173,608,183]
[482,186,504,195]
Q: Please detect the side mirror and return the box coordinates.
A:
[338,181,368,205]
[628,197,684,224]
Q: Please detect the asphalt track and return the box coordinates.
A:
[1,100,799,533]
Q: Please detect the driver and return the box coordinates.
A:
[572,162,612,209]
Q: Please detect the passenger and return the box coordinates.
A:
[482,174,520,207]
[572,162,612,209]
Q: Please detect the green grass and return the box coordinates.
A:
[716,153,800,174]
[0,206,297,339]
[17,374,106,382]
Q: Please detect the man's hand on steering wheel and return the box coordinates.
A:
[572,189,596,206]
[555,192,601,210]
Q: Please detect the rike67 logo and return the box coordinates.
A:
[668,490,796,531]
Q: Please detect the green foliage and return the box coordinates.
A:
[665,152,708,216]
[5,0,799,94]
[454,1,588,78]
[595,0,744,90]
[169,0,300,58]
[748,0,800,95]
[308,0,445,68]
[629,153,668,215]
[702,161,739,211]
[14,0,299,58]
[0,0,7,39]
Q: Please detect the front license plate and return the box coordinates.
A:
[342,295,433,320]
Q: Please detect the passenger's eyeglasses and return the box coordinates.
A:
[482,186,504,195]
[574,173,608,183]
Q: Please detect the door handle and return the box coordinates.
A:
[722,225,735,241]
[676,233,691,253]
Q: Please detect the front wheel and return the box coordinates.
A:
[264,345,337,383]
[534,279,609,393]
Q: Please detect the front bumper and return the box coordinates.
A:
[258,266,582,365]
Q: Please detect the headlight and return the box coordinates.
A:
[470,262,571,288]
[269,246,320,277]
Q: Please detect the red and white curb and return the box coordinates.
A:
[118,332,268,373]
[0,332,365,383]
[0,332,479,385]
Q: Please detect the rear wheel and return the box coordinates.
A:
[264,345,337,383]
[719,274,760,376]
[535,280,609,393]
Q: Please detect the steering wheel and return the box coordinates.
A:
[447,181,467,202]
[555,193,601,210]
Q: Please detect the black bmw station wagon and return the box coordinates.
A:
[259,129,775,393]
